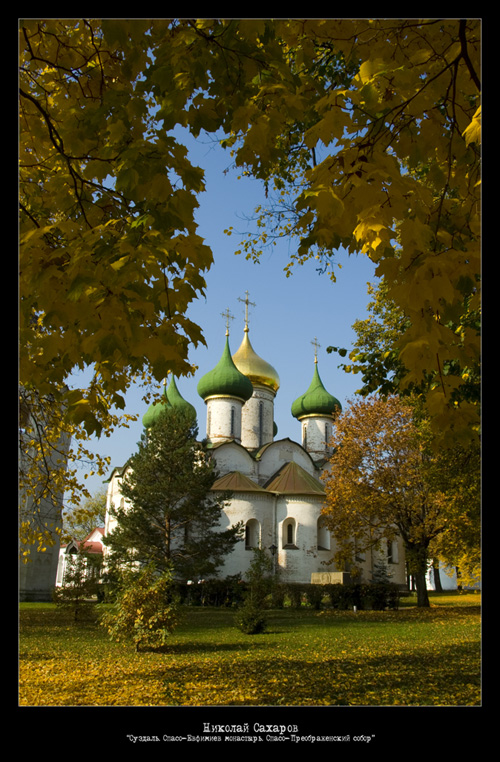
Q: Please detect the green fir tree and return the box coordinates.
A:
[104,407,242,581]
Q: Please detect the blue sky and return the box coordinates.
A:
[78,133,378,497]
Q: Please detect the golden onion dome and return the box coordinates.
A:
[232,329,280,393]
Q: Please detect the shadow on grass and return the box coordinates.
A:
[140,640,266,654]
[153,641,481,706]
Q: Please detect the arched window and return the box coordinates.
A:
[245,519,260,550]
[230,405,235,436]
[317,517,330,550]
[282,518,297,548]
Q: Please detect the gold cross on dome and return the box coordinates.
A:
[311,337,321,363]
[221,307,235,336]
[238,290,256,331]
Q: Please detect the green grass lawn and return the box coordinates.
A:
[19,591,481,707]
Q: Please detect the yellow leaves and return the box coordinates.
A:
[150,172,172,202]
[353,217,392,257]
[356,57,389,86]
[19,601,481,707]
[302,185,344,221]
[398,217,434,254]
[304,93,352,149]
[409,48,434,66]
[462,106,481,147]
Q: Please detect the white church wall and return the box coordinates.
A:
[216,492,276,578]
[301,415,334,459]
[206,396,244,444]
[104,470,133,542]
[276,496,337,583]
[257,439,317,485]
[426,562,458,590]
[240,386,276,450]
[211,442,258,481]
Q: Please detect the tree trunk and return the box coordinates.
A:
[406,544,430,607]
[432,558,443,592]
[414,570,430,607]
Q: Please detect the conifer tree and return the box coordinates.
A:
[53,546,100,621]
[104,408,241,581]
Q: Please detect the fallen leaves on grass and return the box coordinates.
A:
[19,601,481,707]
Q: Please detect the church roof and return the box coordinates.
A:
[232,329,280,393]
[211,471,267,493]
[291,363,341,419]
[197,337,254,402]
[211,463,325,497]
[264,461,325,496]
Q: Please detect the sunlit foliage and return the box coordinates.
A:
[19,19,480,551]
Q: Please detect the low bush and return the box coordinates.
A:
[234,601,267,634]
[100,564,179,651]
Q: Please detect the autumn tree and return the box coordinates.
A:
[104,407,242,581]
[228,19,480,447]
[19,19,212,543]
[20,19,480,549]
[426,442,481,587]
[321,395,463,607]
[62,489,107,544]
[329,276,480,584]
[329,275,480,417]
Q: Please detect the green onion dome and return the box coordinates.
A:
[143,377,196,428]
[165,376,196,419]
[142,384,170,428]
[291,364,342,419]
[197,337,254,402]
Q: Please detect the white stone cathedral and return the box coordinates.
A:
[104,297,407,587]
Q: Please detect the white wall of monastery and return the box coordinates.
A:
[257,439,316,484]
[240,386,276,450]
[206,396,244,444]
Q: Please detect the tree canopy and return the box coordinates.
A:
[228,19,480,446]
[19,19,480,532]
[321,395,479,607]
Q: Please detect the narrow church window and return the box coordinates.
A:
[283,519,296,548]
[302,424,307,449]
[317,517,330,550]
[245,519,260,549]
[258,401,264,446]
[230,405,235,436]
